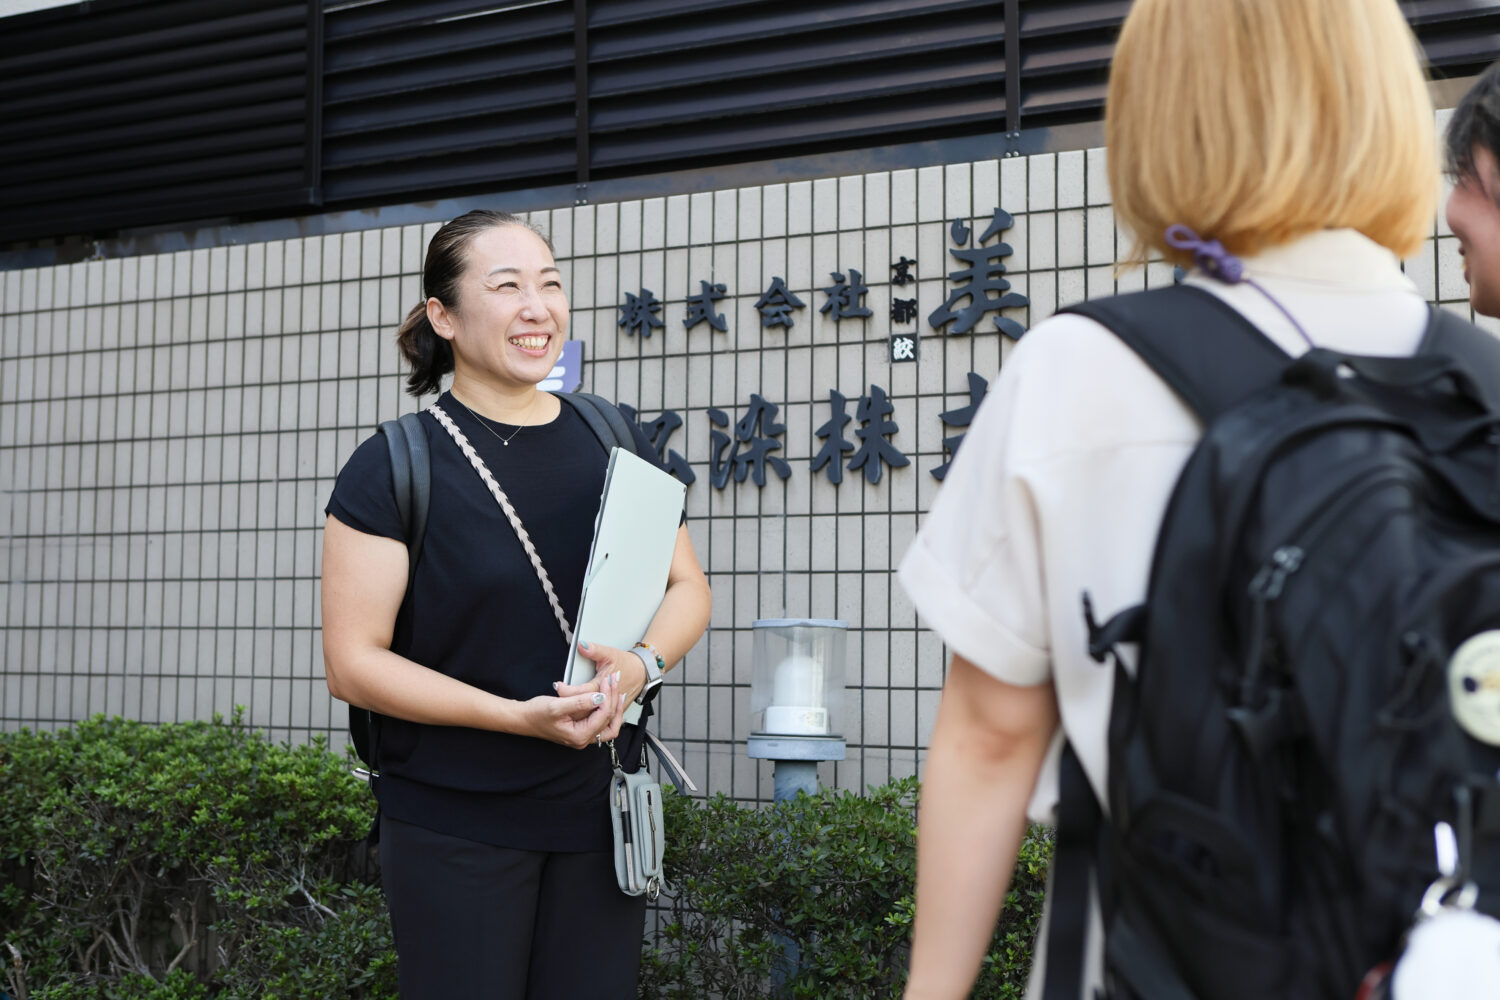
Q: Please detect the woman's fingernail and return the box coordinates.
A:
[552,681,560,690]
[612,670,621,685]
[591,692,606,705]
[579,640,591,650]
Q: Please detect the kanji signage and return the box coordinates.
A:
[618,373,988,491]
[619,403,696,485]
[599,203,1022,489]
[928,209,1030,340]
[820,269,872,322]
[931,372,990,481]
[708,394,792,488]
[610,205,1024,341]
[684,280,728,333]
[755,277,806,329]
[618,288,665,337]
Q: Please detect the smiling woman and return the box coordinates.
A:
[319,210,711,999]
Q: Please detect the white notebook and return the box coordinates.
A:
[562,447,687,724]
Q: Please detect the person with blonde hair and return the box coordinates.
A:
[899,1,1474,998]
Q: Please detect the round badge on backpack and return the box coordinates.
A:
[1447,631,1500,746]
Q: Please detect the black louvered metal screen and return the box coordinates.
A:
[5,0,1500,246]
[317,0,1007,203]
[583,0,1005,175]
[320,0,575,205]
[1405,0,1500,74]
[1015,0,1125,126]
[0,0,320,245]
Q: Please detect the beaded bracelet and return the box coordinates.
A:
[632,641,666,673]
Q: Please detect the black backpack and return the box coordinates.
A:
[1041,286,1500,1000]
[348,391,643,773]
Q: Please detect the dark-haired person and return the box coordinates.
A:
[1446,62,1500,318]
[320,211,711,999]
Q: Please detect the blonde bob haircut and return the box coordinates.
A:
[1107,0,1436,266]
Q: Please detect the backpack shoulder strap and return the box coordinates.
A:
[1417,307,1500,411]
[1059,284,1292,423]
[556,391,641,456]
[397,412,431,580]
[357,414,430,773]
[378,414,430,596]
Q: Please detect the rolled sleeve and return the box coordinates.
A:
[899,533,1051,686]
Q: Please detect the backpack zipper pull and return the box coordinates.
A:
[1250,546,1305,601]
[1241,546,1306,705]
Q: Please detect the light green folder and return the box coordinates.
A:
[563,446,687,724]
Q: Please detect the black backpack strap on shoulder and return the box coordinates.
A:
[1060,284,1292,423]
[395,411,431,587]
[379,414,429,608]
[1417,307,1500,411]
[355,414,431,774]
[555,391,641,456]
[1042,740,1102,1000]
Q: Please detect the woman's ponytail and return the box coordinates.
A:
[396,300,452,398]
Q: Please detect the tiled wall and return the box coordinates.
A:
[0,131,1487,801]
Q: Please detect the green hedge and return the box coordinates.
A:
[643,779,1051,999]
[0,712,394,1000]
[0,716,1050,999]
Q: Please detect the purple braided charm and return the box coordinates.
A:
[1165,224,1244,283]
[1162,223,1314,347]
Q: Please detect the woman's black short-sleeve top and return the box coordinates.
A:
[326,391,661,852]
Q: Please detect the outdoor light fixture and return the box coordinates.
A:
[746,618,848,801]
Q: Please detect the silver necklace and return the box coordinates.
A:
[453,392,537,447]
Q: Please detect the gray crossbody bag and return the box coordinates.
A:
[429,402,694,899]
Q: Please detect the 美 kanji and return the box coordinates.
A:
[928,208,1030,340]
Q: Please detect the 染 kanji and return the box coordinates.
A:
[619,289,665,337]
[847,384,910,485]
[931,371,990,480]
[708,395,792,488]
[820,269,873,322]
[684,280,728,333]
[755,277,806,329]
[619,403,696,485]
[928,208,1030,340]
[810,389,857,485]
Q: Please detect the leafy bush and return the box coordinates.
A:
[1,717,1049,1000]
[0,712,394,1000]
[640,778,1052,999]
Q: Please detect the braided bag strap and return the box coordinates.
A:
[427,403,574,646]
